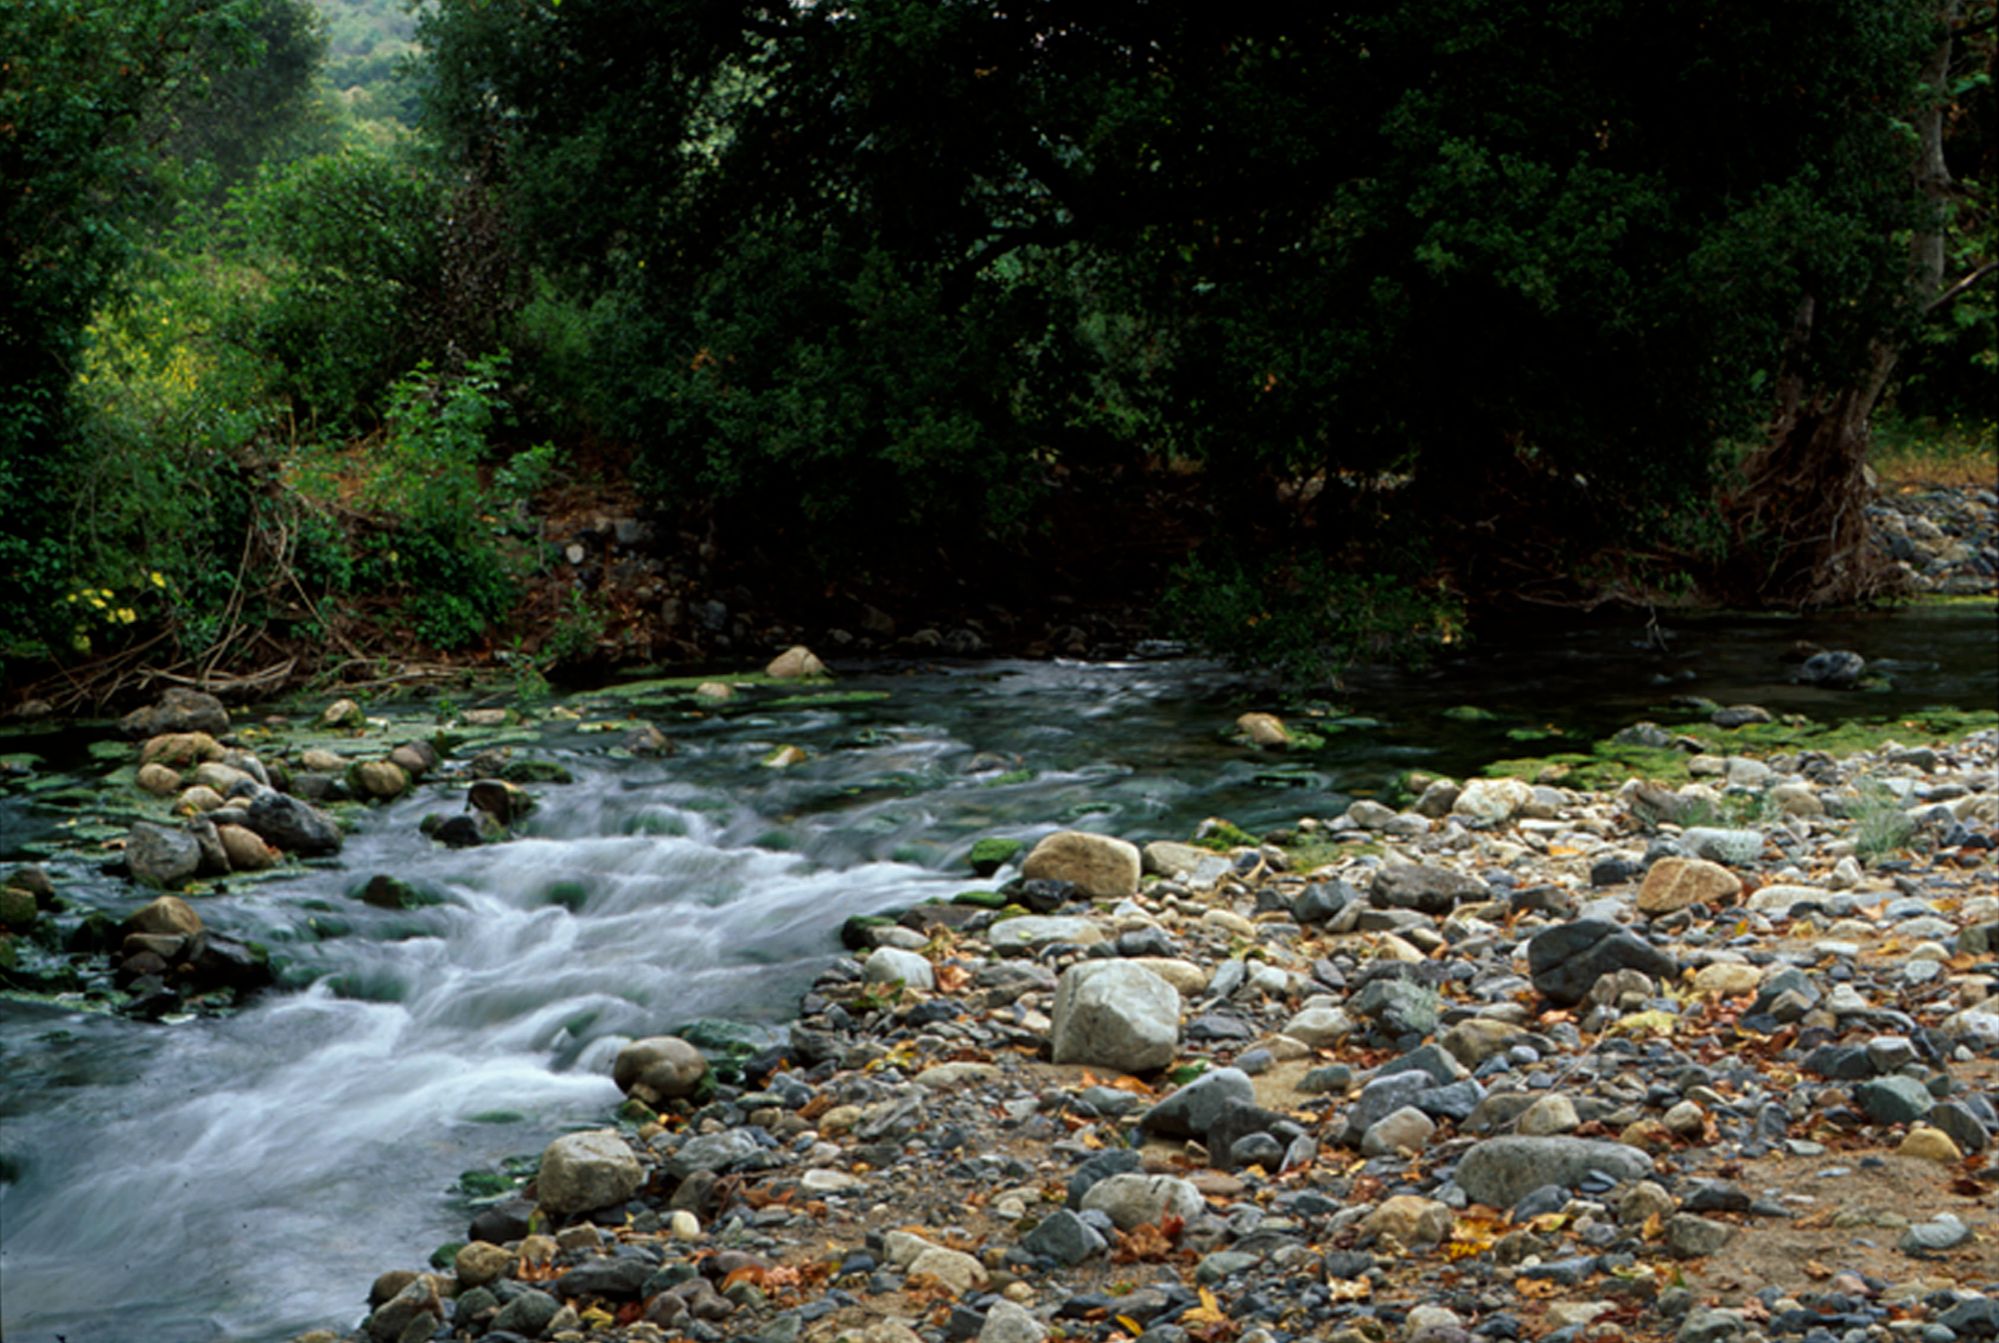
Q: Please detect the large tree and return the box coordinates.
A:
[422,0,1955,601]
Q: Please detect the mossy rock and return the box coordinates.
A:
[1442,705,1500,722]
[0,887,38,929]
[840,913,900,951]
[429,1241,466,1270]
[968,837,1023,876]
[351,875,447,911]
[500,758,574,785]
[457,1170,514,1199]
[540,881,589,913]
[951,889,1008,909]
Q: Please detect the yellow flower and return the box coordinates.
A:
[116,608,137,624]
[149,570,166,588]
[88,595,107,609]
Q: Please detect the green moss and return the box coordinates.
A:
[1442,705,1500,722]
[1195,820,1259,851]
[969,837,1023,875]
[764,690,890,708]
[1283,835,1349,873]
[952,889,1008,909]
[1480,707,1999,790]
[986,769,1035,787]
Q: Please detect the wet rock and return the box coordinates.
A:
[1453,1136,1653,1208]
[1236,712,1290,747]
[320,698,366,729]
[125,822,202,888]
[136,762,182,796]
[536,1130,642,1216]
[614,1036,709,1104]
[766,645,829,679]
[453,1241,512,1288]
[244,792,343,856]
[1527,919,1678,1006]
[348,759,410,801]
[1021,830,1142,899]
[140,731,225,767]
[128,895,202,939]
[466,779,532,825]
[1050,961,1179,1072]
[121,688,229,739]
[1799,650,1867,689]
[865,946,936,990]
[215,823,278,871]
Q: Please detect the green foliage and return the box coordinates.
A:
[1164,551,1464,685]
[227,145,444,428]
[1851,781,1918,860]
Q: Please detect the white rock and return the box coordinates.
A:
[1079,1173,1205,1230]
[1050,961,1180,1073]
[863,946,935,990]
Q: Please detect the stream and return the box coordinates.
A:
[1,604,1994,1343]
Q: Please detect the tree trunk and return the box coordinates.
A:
[1719,2,1960,607]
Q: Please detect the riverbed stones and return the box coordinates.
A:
[1527,918,1678,1005]
[536,1130,643,1216]
[1050,960,1179,1072]
[244,791,343,855]
[613,1036,708,1104]
[1021,830,1141,898]
[125,822,202,888]
[1637,857,1740,914]
[766,645,828,679]
[136,762,181,796]
[1453,1136,1653,1208]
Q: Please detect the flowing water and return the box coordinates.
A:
[1,605,1993,1343]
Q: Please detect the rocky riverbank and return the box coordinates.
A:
[292,716,1999,1343]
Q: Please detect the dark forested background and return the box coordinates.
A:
[2,0,1992,694]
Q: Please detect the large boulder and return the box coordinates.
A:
[125,823,202,888]
[1454,1136,1653,1209]
[216,824,279,872]
[613,1036,709,1104]
[140,732,224,767]
[120,688,229,739]
[536,1130,643,1216]
[1527,919,1678,1005]
[128,895,203,939]
[1021,831,1141,899]
[348,760,410,801]
[1050,961,1179,1073]
[244,791,343,855]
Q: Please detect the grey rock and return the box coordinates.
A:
[1022,1208,1106,1265]
[1065,1149,1141,1208]
[1679,828,1766,866]
[614,1036,709,1104]
[1527,919,1678,1006]
[667,1128,766,1179]
[125,822,202,888]
[1373,863,1486,915]
[1928,1100,1991,1154]
[1454,1136,1653,1209]
[538,1129,643,1215]
[1080,1173,1205,1230]
[1678,1307,1748,1343]
[1856,1075,1934,1125]
[1799,650,1866,690]
[1140,1068,1256,1138]
[1050,961,1180,1073]
[864,946,936,990]
[120,688,229,738]
[1350,978,1440,1036]
[1664,1213,1736,1258]
[492,1288,560,1336]
[244,791,344,855]
[1900,1213,1972,1255]
[1293,879,1361,924]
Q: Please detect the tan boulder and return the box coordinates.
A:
[136,763,182,796]
[1021,830,1141,899]
[140,732,224,767]
[1637,857,1740,915]
[766,646,828,679]
[129,895,202,938]
[349,759,410,800]
[1360,1195,1454,1248]
[217,824,279,871]
[1236,712,1289,747]
[176,785,226,814]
